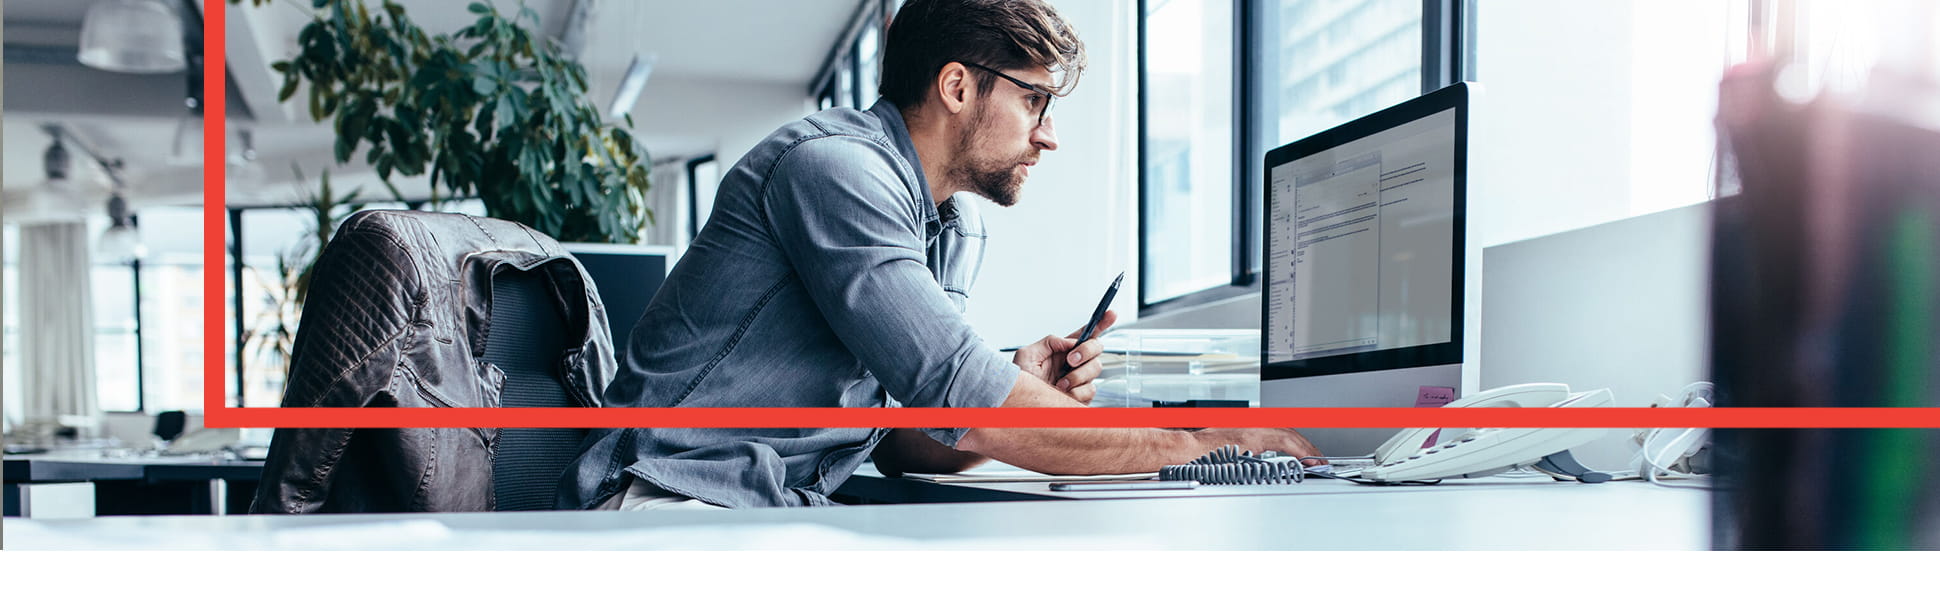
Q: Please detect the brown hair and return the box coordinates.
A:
[877,0,1086,110]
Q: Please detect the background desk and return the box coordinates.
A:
[3,451,263,517]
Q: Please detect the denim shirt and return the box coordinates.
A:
[556,100,1019,509]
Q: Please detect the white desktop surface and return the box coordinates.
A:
[6,475,1709,550]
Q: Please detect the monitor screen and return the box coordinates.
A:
[1262,83,1468,381]
[565,245,671,353]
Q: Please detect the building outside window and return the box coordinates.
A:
[1140,0,1427,310]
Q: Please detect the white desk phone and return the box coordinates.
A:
[1144,382,1706,487]
[1353,383,1616,482]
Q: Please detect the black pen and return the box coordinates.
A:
[1075,272,1125,346]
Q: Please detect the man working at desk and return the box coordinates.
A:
[557,0,1321,510]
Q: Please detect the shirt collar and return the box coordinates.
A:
[868,99,945,233]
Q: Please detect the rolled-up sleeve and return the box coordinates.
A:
[760,136,1018,447]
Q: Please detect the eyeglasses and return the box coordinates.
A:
[962,62,1054,126]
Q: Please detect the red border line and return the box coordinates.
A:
[204,0,228,417]
[206,407,1940,429]
[199,3,1936,431]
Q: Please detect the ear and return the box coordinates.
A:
[934,62,972,116]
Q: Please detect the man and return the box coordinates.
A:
[557,0,1321,510]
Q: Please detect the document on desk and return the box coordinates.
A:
[901,469,1159,484]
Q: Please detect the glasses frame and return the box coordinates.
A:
[961,62,1054,126]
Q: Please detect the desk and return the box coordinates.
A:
[3,450,264,517]
[5,480,1709,549]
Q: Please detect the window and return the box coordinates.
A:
[810,1,897,111]
[1140,0,1237,304]
[136,206,206,414]
[3,226,18,426]
[855,17,883,108]
[686,155,721,240]
[0,221,145,415]
[1,207,205,419]
[92,264,140,412]
[1139,0,1444,313]
[1261,0,1422,144]
[235,207,310,407]
[836,63,857,109]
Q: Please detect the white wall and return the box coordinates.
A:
[962,0,1141,348]
[618,75,819,171]
[1482,202,1713,470]
[1472,0,1731,248]
[613,75,815,249]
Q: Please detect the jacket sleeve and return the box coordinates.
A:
[249,214,422,513]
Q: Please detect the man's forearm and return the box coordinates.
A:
[871,428,991,477]
[958,425,1210,475]
[954,372,1247,475]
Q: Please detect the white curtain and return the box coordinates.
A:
[18,222,98,425]
[641,159,689,248]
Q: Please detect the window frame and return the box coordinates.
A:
[2,221,193,415]
[1135,0,1475,316]
[684,154,719,240]
[808,0,897,108]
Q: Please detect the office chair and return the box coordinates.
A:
[152,410,187,443]
[251,210,614,514]
[485,267,591,511]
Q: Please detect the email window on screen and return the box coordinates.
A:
[1267,108,1457,363]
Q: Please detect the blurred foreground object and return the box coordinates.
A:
[1710,59,1940,549]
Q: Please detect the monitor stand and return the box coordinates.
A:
[1259,362,1461,457]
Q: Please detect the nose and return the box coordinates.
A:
[1032,115,1059,152]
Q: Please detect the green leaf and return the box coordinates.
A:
[494,95,515,131]
[268,0,649,243]
[278,73,299,102]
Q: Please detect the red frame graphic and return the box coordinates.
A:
[198,2,1938,429]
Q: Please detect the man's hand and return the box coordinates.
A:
[1011,309,1117,404]
[1223,428,1326,466]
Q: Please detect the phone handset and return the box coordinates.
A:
[1369,383,1573,464]
[1361,383,1612,482]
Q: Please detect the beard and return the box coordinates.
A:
[947,105,1034,207]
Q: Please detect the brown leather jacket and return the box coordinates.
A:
[251,210,615,513]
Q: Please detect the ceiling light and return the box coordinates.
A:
[78,0,187,74]
[7,134,89,224]
[607,53,657,120]
[171,96,204,165]
[228,129,268,194]
[97,193,147,264]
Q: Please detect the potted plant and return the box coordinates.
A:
[232,0,652,243]
[239,166,363,402]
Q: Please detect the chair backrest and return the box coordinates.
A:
[152,410,187,442]
[484,267,589,511]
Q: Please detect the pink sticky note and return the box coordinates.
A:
[1415,386,1458,448]
[1415,386,1457,408]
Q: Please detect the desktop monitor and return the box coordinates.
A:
[1260,82,1479,457]
[562,243,675,353]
